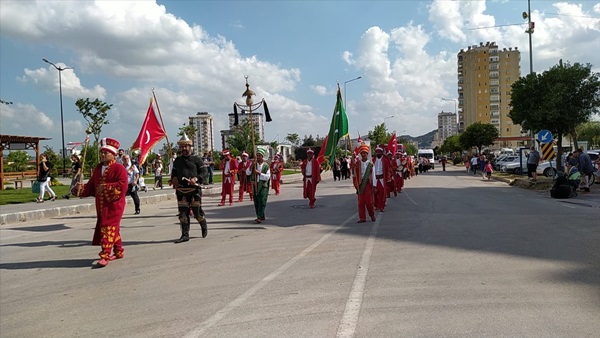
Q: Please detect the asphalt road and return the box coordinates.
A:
[1,166,598,337]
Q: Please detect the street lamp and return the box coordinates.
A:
[383,115,394,125]
[43,58,73,176]
[441,98,457,115]
[343,76,362,110]
[522,0,534,75]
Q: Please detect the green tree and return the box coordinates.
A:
[75,98,113,147]
[397,136,416,155]
[439,134,463,155]
[226,119,260,157]
[285,133,300,148]
[178,123,197,147]
[367,123,393,149]
[509,61,600,168]
[459,123,499,155]
[6,151,30,171]
[301,134,316,147]
[576,121,600,149]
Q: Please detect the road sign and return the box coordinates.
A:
[537,129,553,143]
[541,142,555,160]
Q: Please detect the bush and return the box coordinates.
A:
[452,157,462,165]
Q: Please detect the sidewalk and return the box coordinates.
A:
[0,173,310,225]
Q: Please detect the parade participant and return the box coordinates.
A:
[218,149,238,206]
[73,137,128,267]
[122,154,141,215]
[247,148,271,223]
[270,154,284,195]
[385,150,395,198]
[301,148,322,208]
[372,145,390,212]
[237,151,253,202]
[393,151,406,195]
[170,134,208,243]
[352,142,376,223]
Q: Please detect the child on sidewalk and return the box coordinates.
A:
[484,160,493,180]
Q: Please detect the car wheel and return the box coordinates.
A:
[512,168,521,175]
[544,168,557,177]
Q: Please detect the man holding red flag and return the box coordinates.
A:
[301,148,321,208]
[218,150,238,206]
[386,150,396,198]
[237,151,253,202]
[131,98,166,165]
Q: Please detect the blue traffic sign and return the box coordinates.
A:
[537,129,553,143]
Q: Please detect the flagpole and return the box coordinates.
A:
[152,89,173,160]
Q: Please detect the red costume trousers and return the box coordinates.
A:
[271,176,281,194]
[394,172,404,194]
[386,179,394,198]
[99,225,123,259]
[221,178,235,203]
[238,179,253,201]
[304,178,317,207]
[357,184,375,221]
[374,179,386,210]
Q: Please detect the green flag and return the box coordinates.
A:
[323,87,349,165]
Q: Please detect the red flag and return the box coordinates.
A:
[354,131,363,155]
[131,98,166,164]
[387,132,397,155]
[317,135,329,165]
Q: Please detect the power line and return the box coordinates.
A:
[468,23,525,30]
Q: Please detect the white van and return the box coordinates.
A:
[417,149,435,170]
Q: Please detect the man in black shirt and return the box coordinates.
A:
[170,134,208,243]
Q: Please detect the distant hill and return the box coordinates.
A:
[399,129,437,149]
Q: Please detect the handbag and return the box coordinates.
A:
[31,180,40,194]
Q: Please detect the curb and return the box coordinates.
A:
[0,173,309,225]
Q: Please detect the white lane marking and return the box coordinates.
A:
[336,215,380,338]
[183,213,358,338]
[403,191,418,206]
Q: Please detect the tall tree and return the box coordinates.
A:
[301,134,316,147]
[509,61,600,168]
[177,123,197,146]
[75,98,113,146]
[576,121,600,149]
[285,133,300,148]
[6,151,30,171]
[367,123,393,149]
[459,122,499,154]
[226,119,260,157]
[439,134,463,155]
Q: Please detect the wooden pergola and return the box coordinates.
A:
[0,134,51,190]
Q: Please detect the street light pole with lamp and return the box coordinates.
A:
[43,58,73,176]
[343,76,362,110]
[383,115,394,125]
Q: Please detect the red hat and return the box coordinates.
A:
[357,142,370,154]
[307,148,315,154]
[100,137,119,155]
[241,151,248,157]
[375,145,384,153]
[222,149,231,156]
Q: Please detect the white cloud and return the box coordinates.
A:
[310,85,329,96]
[20,66,107,100]
[0,103,55,136]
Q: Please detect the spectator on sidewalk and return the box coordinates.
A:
[64,154,82,199]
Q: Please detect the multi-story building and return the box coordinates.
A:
[227,112,265,141]
[188,112,214,155]
[457,42,526,149]
[437,110,458,141]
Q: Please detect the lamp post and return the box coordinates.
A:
[43,58,72,176]
[441,98,457,115]
[343,76,362,110]
[383,115,394,125]
[522,0,534,75]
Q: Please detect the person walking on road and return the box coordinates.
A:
[73,137,128,268]
[170,134,208,243]
[301,149,321,208]
[122,154,141,215]
[270,154,284,195]
[352,142,376,223]
[237,151,253,202]
[248,148,271,223]
[574,149,594,192]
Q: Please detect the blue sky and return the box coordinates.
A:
[1,0,599,153]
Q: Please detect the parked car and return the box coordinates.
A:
[493,155,520,170]
[537,161,558,177]
[500,157,528,174]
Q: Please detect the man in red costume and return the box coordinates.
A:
[393,151,406,195]
[301,148,321,208]
[372,145,390,212]
[270,154,284,195]
[73,137,128,268]
[237,151,253,202]
[352,142,376,223]
[218,149,238,206]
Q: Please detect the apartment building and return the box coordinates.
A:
[457,42,526,148]
[188,112,214,155]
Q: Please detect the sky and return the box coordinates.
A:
[1,0,599,154]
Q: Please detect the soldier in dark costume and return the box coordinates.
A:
[170,134,208,243]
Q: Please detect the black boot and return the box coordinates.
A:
[175,223,190,243]
[200,220,208,238]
